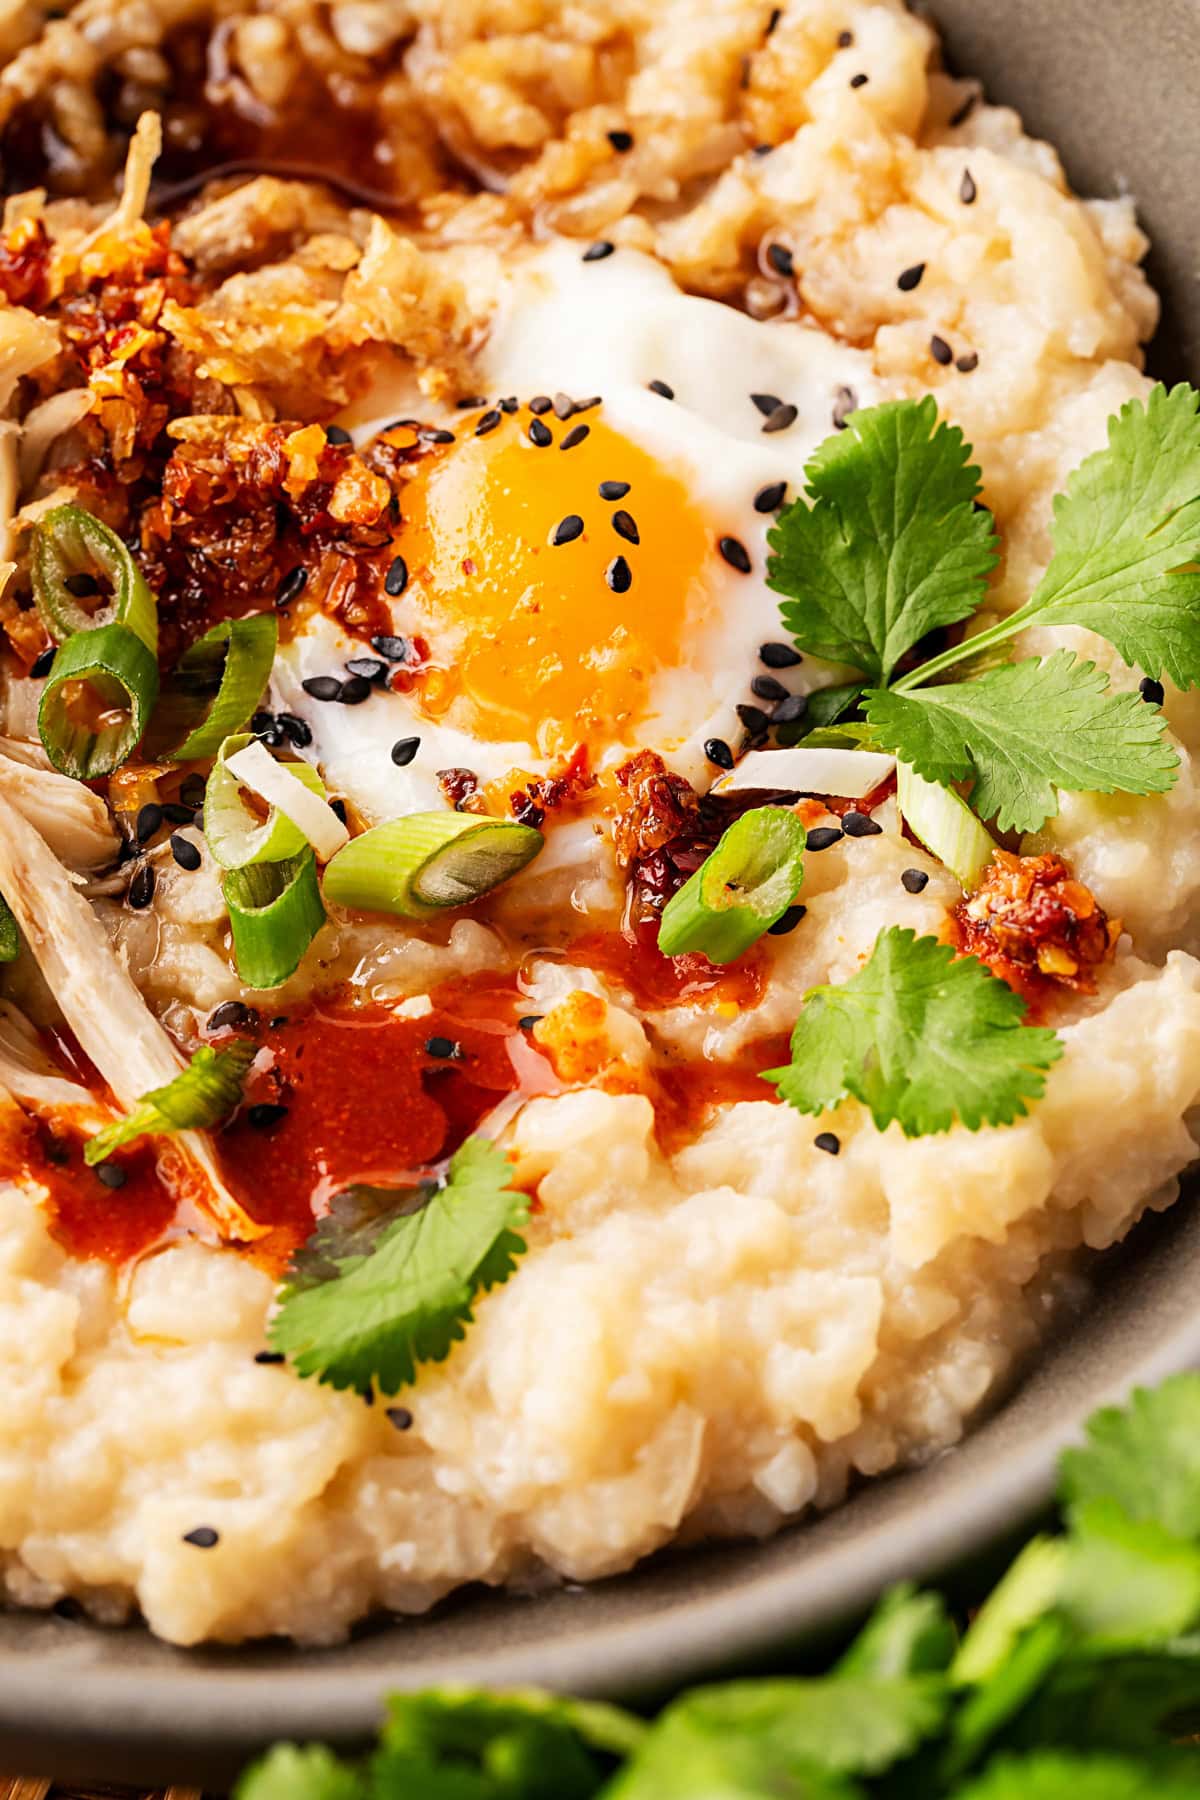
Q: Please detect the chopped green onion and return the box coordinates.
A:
[322,811,544,919]
[205,732,327,869]
[0,893,18,964]
[147,614,277,761]
[224,850,325,989]
[84,1040,256,1166]
[37,621,159,779]
[658,806,806,963]
[896,761,995,891]
[224,739,348,862]
[32,504,158,655]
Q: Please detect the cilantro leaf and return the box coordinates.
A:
[1002,1647,1200,1760]
[234,1744,365,1800]
[865,651,1177,833]
[949,1749,1200,1800]
[838,1584,957,1679]
[766,396,997,683]
[762,927,1063,1136]
[604,1672,943,1798]
[268,1136,528,1394]
[1058,1374,1200,1541]
[1016,384,1200,688]
[1059,1499,1200,1648]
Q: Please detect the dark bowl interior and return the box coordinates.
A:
[3,0,1199,1784]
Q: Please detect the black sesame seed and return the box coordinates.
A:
[751,673,789,702]
[599,480,631,501]
[930,334,954,366]
[583,239,615,262]
[901,867,929,894]
[269,1016,289,1029]
[762,401,798,434]
[324,424,353,446]
[837,27,854,46]
[766,5,782,35]
[96,1163,127,1189]
[751,391,784,416]
[179,773,206,808]
[329,799,348,825]
[718,535,752,573]
[135,802,163,844]
[606,555,632,593]
[160,802,193,825]
[391,736,420,766]
[814,1131,840,1156]
[575,396,602,415]
[425,1035,461,1060]
[704,737,735,771]
[766,243,794,278]
[251,709,277,737]
[275,565,308,610]
[371,634,409,662]
[560,423,590,451]
[553,392,578,420]
[737,703,771,736]
[337,675,372,705]
[842,810,883,838]
[302,675,342,702]
[768,904,807,935]
[849,71,868,88]
[805,825,843,851]
[420,428,455,445]
[30,646,56,678]
[346,656,387,682]
[529,395,553,414]
[128,863,156,909]
[278,712,313,748]
[455,395,489,410]
[760,641,802,669]
[751,142,775,157]
[182,1527,220,1549]
[254,1350,285,1364]
[754,481,787,513]
[474,408,502,436]
[607,128,634,152]
[960,167,977,204]
[529,418,553,447]
[1139,676,1165,706]
[552,514,585,546]
[832,385,858,430]
[248,1103,287,1130]
[499,396,519,414]
[647,379,675,399]
[518,1014,543,1030]
[170,833,202,871]
[208,1000,259,1033]
[771,693,808,724]
[384,555,409,598]
[63,571,99,598]
[949,91,978,127]
[956,352,979,373]
[386,1406,415,1430]
[611,509,639,544]
[897,261,925,292]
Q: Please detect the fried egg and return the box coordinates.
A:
[272,241,881,827]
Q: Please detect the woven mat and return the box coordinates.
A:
[0,1780,203,1798]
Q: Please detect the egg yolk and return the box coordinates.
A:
[389,406,716,757]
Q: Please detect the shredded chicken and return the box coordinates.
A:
[0,789,262,1240]
[0,740,119,869]
[0,997,106,1118]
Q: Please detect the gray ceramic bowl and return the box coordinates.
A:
[4,0,1200,1783]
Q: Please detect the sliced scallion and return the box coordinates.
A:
[32,504,158,655]
[84,1040,256,1166]
[224,850,325,989]
[658,806,806,963]
[205,732,327,869]
[224,738,348,863]
[896,761,995,891]
[0,893,18,963]
[148,614,277,761]
[37,621,159,779]
[322,811,544,919]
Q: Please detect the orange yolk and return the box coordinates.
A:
[390,407,716,757]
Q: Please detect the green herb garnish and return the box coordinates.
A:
[84,1040,256,1165]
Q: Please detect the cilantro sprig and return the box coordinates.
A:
[268,1136,528,1394]
[762,926,1063,1135]
[236,1373,1200,1799]
[767,385,1200,836]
